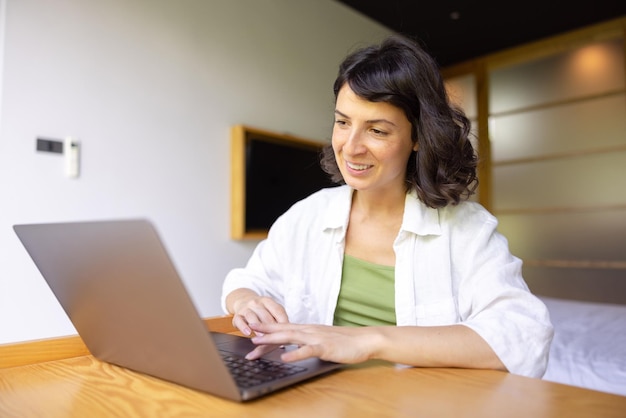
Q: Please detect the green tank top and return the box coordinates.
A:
[333,254,396,326]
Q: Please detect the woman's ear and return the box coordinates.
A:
[413,142,419,152]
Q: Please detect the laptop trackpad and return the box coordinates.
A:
[211,332,295,361]
[211,332,257,355]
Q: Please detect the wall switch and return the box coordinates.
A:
[64,137,80,178]
[36,138,64,153]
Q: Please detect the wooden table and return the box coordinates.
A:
[1,317,625,418]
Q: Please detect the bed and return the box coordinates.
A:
[539,296,626,396]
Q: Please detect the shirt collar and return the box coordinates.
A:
[322,186,441,237]
[401,191,442,236]
[323,186,353,231]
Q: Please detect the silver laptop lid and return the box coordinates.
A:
[14,219,241,400]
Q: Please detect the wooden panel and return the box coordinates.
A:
[493,151,626,210]
[0,316,236,369]
[230,124,248,239]
[497,209,626,261]
[0,335,90,369]
[441,17,626,306]
[491,93,626,162]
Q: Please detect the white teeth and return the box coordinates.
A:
[347,162,370,171]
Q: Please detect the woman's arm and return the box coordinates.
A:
[246,321,506,371]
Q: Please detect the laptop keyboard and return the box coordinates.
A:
[219,350,307,388]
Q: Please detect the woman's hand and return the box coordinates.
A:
[226,288,289,334]
[225,288,290,359]
[247,322,379,363]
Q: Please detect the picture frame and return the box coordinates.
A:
[230,125,334,240]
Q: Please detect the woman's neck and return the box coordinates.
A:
[351,188,407,219]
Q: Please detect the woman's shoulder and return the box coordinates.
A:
[439,199,499,229]
[407,192,496,224]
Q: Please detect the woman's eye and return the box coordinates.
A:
[371,128,387,136]
[335,120,347,126]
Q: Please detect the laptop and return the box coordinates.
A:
[13,219,341,402]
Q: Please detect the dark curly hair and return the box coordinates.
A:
[320,35,478,208]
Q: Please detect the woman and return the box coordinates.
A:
[221,35,553,378]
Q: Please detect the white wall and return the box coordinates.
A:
[0,0,392,344]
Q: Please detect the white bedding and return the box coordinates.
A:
[540,296,626,396]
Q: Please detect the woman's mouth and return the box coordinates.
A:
[346,161,372,171]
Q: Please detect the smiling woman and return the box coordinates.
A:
[221,35,553,379]
[320,35,478,209]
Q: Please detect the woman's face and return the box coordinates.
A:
[332,84,417,194]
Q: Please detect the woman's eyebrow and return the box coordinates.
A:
[334,109,349,119]
[334,109,397,127]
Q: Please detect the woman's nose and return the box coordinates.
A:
[343,129,366,155]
